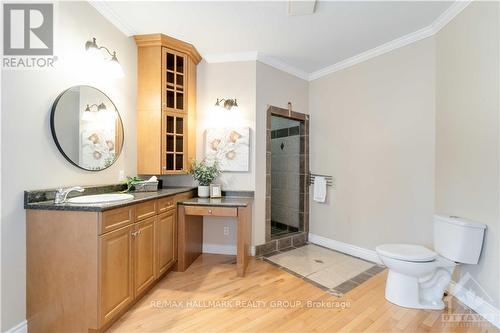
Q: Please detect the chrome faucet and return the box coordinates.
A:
[54,186,85,204]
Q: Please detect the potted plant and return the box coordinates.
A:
[189,160,221,198]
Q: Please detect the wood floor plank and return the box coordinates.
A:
[108,254,498,333]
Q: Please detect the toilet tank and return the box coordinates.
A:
[433,215,486,264]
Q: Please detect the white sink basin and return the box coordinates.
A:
[67,193,134,204]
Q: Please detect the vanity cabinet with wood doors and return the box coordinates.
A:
[135,34,202,175]
[26,190,194,333]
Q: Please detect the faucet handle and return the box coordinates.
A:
[54,186,85,204]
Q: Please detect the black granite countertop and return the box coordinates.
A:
[178,197,252,208]
[25,187,196,212]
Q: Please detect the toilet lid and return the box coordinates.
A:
[376,244,437,262]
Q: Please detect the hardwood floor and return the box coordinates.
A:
[108,254,498,333]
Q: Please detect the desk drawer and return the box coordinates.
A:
[184,206,237,217]
[136,200,157,221]
[157,196,175,213]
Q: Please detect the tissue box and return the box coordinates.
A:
[133,181,159,192]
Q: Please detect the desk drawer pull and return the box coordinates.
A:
[184,206,237,217]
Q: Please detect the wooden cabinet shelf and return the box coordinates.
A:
[135,34,201,175]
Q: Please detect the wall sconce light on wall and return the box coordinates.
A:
[84,102,107,112]
[82,102,116,121]
[85,37,124,78]
[215,98,239,111]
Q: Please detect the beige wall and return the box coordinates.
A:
[255,62,309,245]
[435,1,500,307]
[0,2,137,330]
[308,37,436,249]
[197,61,257,190]
[163,61,257,251]
[197,61,256,251]
[162,60,257,189]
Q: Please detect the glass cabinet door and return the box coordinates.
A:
[163,48,185,113]
[164,114,186,173]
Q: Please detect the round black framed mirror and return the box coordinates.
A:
[50,85,124,171]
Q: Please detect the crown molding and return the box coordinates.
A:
[134,33,202,64]
[203,52,309,81]
[88,1,137,36]
[257,53,310,81]
[203,51,259,63]
[309,0,471,81]
[89,0,471,82]
[202,0,471,81]
[430,0,472,34]
[308,24,435,80]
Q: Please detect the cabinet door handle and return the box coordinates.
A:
[208,209,212,214]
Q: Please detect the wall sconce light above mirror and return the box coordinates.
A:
[82,102,116,122]
[85,103,107,112]
[85,37,124,78]
[215,98,239,111]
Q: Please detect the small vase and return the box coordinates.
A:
[198,185,210,198]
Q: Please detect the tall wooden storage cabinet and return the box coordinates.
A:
[135,34,201,175]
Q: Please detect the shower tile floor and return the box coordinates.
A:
[264,244,385,295]
[271,220,299,237]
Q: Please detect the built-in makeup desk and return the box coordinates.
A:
[177,197,253,277]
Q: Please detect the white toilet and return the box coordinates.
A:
[376,215,486,310]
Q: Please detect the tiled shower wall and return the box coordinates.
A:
[260,105,309,255]
[271,126,300,228]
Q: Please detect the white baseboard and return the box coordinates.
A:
[448,281,500,329]
[202,244,256,256]
[202,244,237,255]
[5,320,27,333]
[308,233,383,265]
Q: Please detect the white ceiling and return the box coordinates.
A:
[92,1,460,79]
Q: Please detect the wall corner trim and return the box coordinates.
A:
[88,1,137,36]
[5,320,27,333]
[447,281,500,329]
[308,233,383,265]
